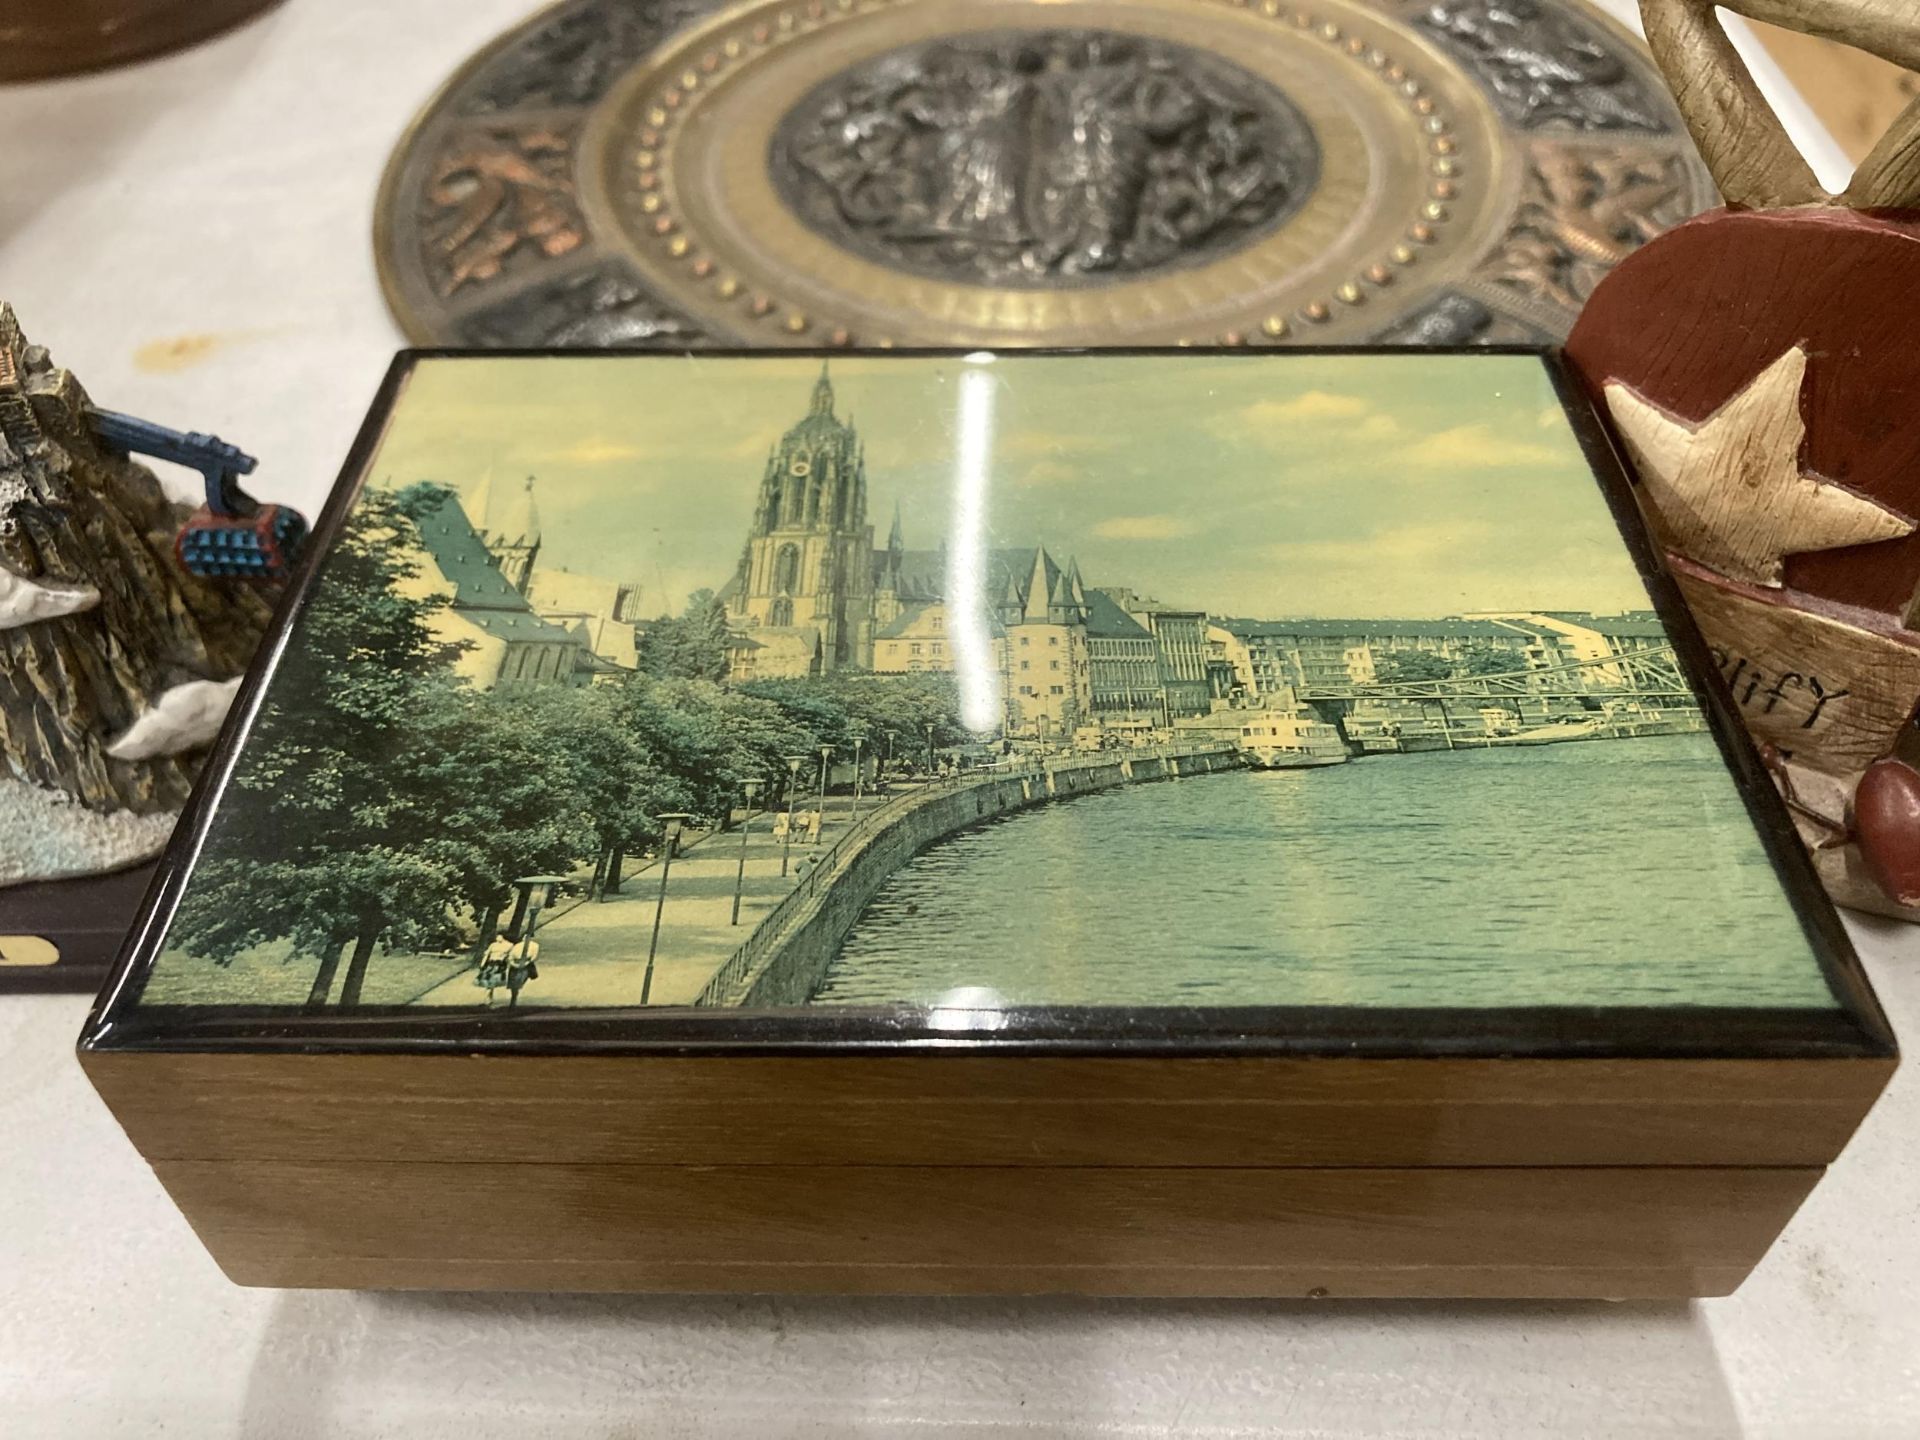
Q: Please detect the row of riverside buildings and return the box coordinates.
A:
[395,368,1677,740]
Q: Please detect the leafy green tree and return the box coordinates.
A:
[535,682,687,894]
[1374,651,1455,685]
[171,487,472,1009]
[1458,644,1524,677]
[877,672,970,762]
[736,671,967,774]
[625,676,827,829]
[832,672,967,757]
[178,847,464,1005]
[696,685,821,807]
[408,680,600,956]
[636,591,731,681]
[735,677,853,753]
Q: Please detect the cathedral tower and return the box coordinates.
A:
[733,365,875,671]
[475,473,542,596]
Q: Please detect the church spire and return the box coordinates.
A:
[467,458,497,538]
[1022,546,1058,624]
[1065,557,1087,608]
[494,475,541,547]
[809,361,834,417]
[887,499,904,552]
[483,475,542,596]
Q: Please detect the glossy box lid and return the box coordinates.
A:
[82,348,1893,1063]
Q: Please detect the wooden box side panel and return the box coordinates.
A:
[149,1159,1822,1299]
[83,1052,1895,1169]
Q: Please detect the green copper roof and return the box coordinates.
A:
[411,490,577,644]
[1083,588,1154,640]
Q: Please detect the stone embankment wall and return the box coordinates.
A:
[699,745,1245,1008]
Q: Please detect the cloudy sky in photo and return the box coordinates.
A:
[367,351,1653,621]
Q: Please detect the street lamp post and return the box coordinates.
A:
[640,813,693,1005]
[730,779,763,926]
[814,744,832,842]
[925,720,936,777]
[508,875,564,1009]
[850,734,865,826]
[508,875,563,942]
[781,754,805,877]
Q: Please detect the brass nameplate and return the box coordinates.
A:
[0,935,60,967]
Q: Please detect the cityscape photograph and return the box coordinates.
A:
[136,352,1836,1016]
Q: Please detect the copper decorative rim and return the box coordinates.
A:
[375,0,1715,349]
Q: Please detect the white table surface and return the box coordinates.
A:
[0,2,1907,1435]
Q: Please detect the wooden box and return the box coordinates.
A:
[81,348,1895,1297]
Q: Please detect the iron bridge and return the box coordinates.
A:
[1297,644,1699,706]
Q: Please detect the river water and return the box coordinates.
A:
[814,734,1838,1011]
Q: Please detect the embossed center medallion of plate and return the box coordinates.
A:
[576,0,1510,346]
[769,30,1323,287]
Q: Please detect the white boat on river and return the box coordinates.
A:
[1238,711,1351,770]
[1489,718,1604,746]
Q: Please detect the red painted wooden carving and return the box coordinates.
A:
[1564,0,1920,918]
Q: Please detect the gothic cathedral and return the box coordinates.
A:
[727,365,875,672]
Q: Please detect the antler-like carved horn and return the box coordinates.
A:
[1639,0,1920,211]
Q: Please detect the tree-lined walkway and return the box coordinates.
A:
[414,788,901,1008]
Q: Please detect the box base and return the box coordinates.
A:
[151,1158,1817,1299]
[83,1051,1889,1299]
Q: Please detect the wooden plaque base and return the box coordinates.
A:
[0,863,153,994]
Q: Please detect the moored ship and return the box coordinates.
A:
[1490,718,1605,746]
[1238,711,1350,769]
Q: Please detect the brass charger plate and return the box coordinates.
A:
[376,0,1714,349]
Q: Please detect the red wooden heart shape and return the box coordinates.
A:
[1567,206,1920,617]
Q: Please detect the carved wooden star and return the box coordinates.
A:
[1604,346,1914,587]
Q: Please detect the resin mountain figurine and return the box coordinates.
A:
[0,305,292,889]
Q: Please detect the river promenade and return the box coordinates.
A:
[412,790,873,1008]
[411,741,1244,1010]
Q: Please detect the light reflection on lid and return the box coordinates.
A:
[948,363,1002,734]
[927,986,1009,1032]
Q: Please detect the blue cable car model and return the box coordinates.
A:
[88,409,307,581]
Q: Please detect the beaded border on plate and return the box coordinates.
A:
[618,0,1462,348]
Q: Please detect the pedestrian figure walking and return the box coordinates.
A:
[506,933,540,1009]
[476,933,515,1007]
